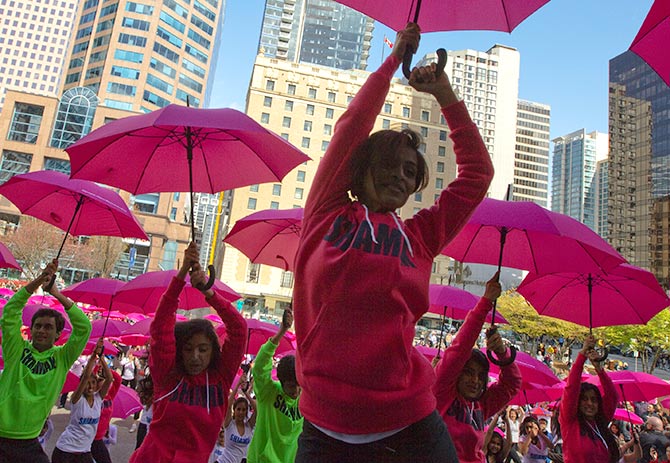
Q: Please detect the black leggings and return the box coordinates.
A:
[52,447,94,463]
[0,436,50,463]
[91,439,112,463]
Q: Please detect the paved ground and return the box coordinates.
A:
[44,406,137,462]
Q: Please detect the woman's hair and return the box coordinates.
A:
[137,374,154,406]
[577,383,619,463]
[174,319,221,374]
[520,415,539,436]
[349,128,429,200]
[233,396,249,411]
[465,348,490,400]
[487,432,506,463]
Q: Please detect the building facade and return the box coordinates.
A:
[514,100,550,206]
[258,0,373,71]
[609,50,670,284]
[551,129,608,231]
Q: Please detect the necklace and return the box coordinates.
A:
[586,421,607,449]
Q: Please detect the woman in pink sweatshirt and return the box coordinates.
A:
[293,22,494,462]
[129,243,247,463]
[559,335,619,463]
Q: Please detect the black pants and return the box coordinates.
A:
[52,447,94,463]
[135,423,148,450]
[0,436,50,463]
[91,439,112,463]
[295,410,458,463]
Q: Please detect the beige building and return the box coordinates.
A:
[0,89,191,282]
[219,53,468,314]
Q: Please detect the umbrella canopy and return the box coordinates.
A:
[443,198,625,275]
[223,208,303,272]
[113,270,240,313]
[112,385,143,419]
[0,287,15,297]
[118,334,150,346]
[332,0,550,33]
[483,348,561,387]
[585,370,670,402]
[0,242,21,270]
[90,319,130,338]
[62,278,132,311]
[20,303,72,334]
[613,408,644,425]
[630,0,670,86]
[428,284,507,324]
[245,319,295,356]
[415,344,439,361]
[517,264,670,329]
[66,105,311,196]
[0,170,148,241]
[82,339,119,355]
[505,381,564,407]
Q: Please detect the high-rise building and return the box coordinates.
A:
[0,0,78,109]
[62,0,224,111]
[609,50,670,284]
[259,0,374,71]
[514,100,550,206]
[551,129,608,231]
[594,158,609,238]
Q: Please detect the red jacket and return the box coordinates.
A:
[94,370,122,440]
[129,278,247,463]
[294,54,494,434]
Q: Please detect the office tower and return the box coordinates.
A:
[551,129,608,231]
[259,0,374,71]
[0,0,78,109]
[514,100,550,206]
[594,158,609,238]
[62,0,224,111]
[609,50,670,283]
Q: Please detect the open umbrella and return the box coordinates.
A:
[613,408,644,425]
[20,303,72,335]
[483,348,560,387]
[585,370,670,403]
[113,270,240,313]
[223,208,303,272]
[112,385,143,419]
[82,339,119,355]
[245,319,295,357]
[90,319,130,338]
[0,242,21,270]
[118,334,150,346]
[630,0,670,86]
[66,104,311,288]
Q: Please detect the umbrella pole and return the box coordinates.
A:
[101,299,114,340]
[436,305,447,357]
[523,389,529,406]
[486,227,515,366]
[588,274,608,362]
[618,384,638,443]
[45,195,84,291]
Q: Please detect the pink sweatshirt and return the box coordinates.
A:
[434,297,521,463]
[293,54,494,434]
[559,353,617,463]
[129,278,247,463]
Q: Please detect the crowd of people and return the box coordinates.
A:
[1,22,668,463]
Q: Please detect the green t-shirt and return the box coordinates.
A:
[0,288,91,439]
[247,339,303,463]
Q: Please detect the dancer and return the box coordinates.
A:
[218,376,256,463]
[129,243,247,463]
[518,416,554,463]
[559,335,619,463]
[0,259,92,463]
[293,21,494,462]
[485,410,513,463]
[91,367,122,463]
[434,273,522,463]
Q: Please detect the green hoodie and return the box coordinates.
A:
[247,339,303,463]
[0,287,91,439]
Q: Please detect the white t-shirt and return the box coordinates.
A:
[209,444,225,463]
[121,358,136,380]
[139,404,153,427]
[520,435,549,463]
[509,420,521,443]
[219,420,254,463]
[56,393,103,453]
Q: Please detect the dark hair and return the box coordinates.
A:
[349,128,429,200]
[31,308,65,333]
[487,432,506,463]
[578,383,619,463]
[137,374,153,406]
[462,349,490,400]
[174,319,221,375]
[521,415,539,436]
[233,396,249,411]
[276,354,296,386]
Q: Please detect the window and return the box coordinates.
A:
[438,146,446,157]
[173,192,180,201]
[114,49,143,63]
[384,103,392,114]
[435,178,443,189]
[414,192,422,201]
[321,140,329,151]
[247,197,257,210]
[301,137,310,149]
[169,207,177,220]
[246,262,260,283]
[260,113,270,123]
[44,157,70,174]
[160,240,177,270]
[402,107,410,118]
[306,104,314,115]
[439,130,447,141]
[284,100,293,111]
[436,162,445,173]
[266,80,275,91]
[294,188,304,199]
[150,58,175,78]
[420,127,428,137]
[132,193,160,214]
[297,170,305,182]
[179,74,202,93]
[382,119,390,129]
[421,110,430,122]
[263,96,272,107]
[0,150,32,183]
[282,117,291,128]
[159,11,185,33]
[249,184,259,192]
[328,92,336,103]
[272,184,281,196]
[280,271,294,288]
[308,88,316,99]
[146,74,173,94]
[270,201,279,209]
[8,103,43,144]
[111,65,140,80]
[50,87,98,149]
[323,124,332,135]
[303,120,312,132]
[325,108,334,119]
[287,83,296,95]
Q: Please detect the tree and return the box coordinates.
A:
[601,310,670,374]
[75,235,126,278]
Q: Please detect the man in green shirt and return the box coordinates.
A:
[0,260,92,463]
[247,309,303,463]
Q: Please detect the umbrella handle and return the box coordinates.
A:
[193,264,216,291]
[43,274,57,292]
[402,47,447,80]
[485,326,517,366]
[593,345,609,363]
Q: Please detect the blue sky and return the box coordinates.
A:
[210,0,655,140]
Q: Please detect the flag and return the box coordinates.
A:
[384,36,393,49]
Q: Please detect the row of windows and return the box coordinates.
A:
[0,150,71,184]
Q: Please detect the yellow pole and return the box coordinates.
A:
[209,191,225,266]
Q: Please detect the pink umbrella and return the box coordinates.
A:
[82,339,119,355]
[585,370,670,403]
[125,313,149,323]
[90,319,130,338]
[630,0,670,86]
[112,385,143,419]
[245,319,295,356]
[20,304,72,334]
[506,381,564,407]
[428,284,507,324]
[518,264,670,329]
[61,371,81,393]
[123,318,153,335]
[203,313,223,324]
[175,314,188,321]
[613,408,644,425]
[106,311,127,320]
[63,278,137,312]
[223,208,303,272]
[415,344,439,361]
[0,287,15,297]
[114,270,240,313]
[0,242,21,270]
[483,348,561,387]
[118,334,150,346]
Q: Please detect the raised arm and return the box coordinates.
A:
[97,347,114,399]
[589,349,617,421]
[244,377,257,429]
[72,340,103,404]
[224,381,241,428]
[270,309,292,346]
[560,336,593,427]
